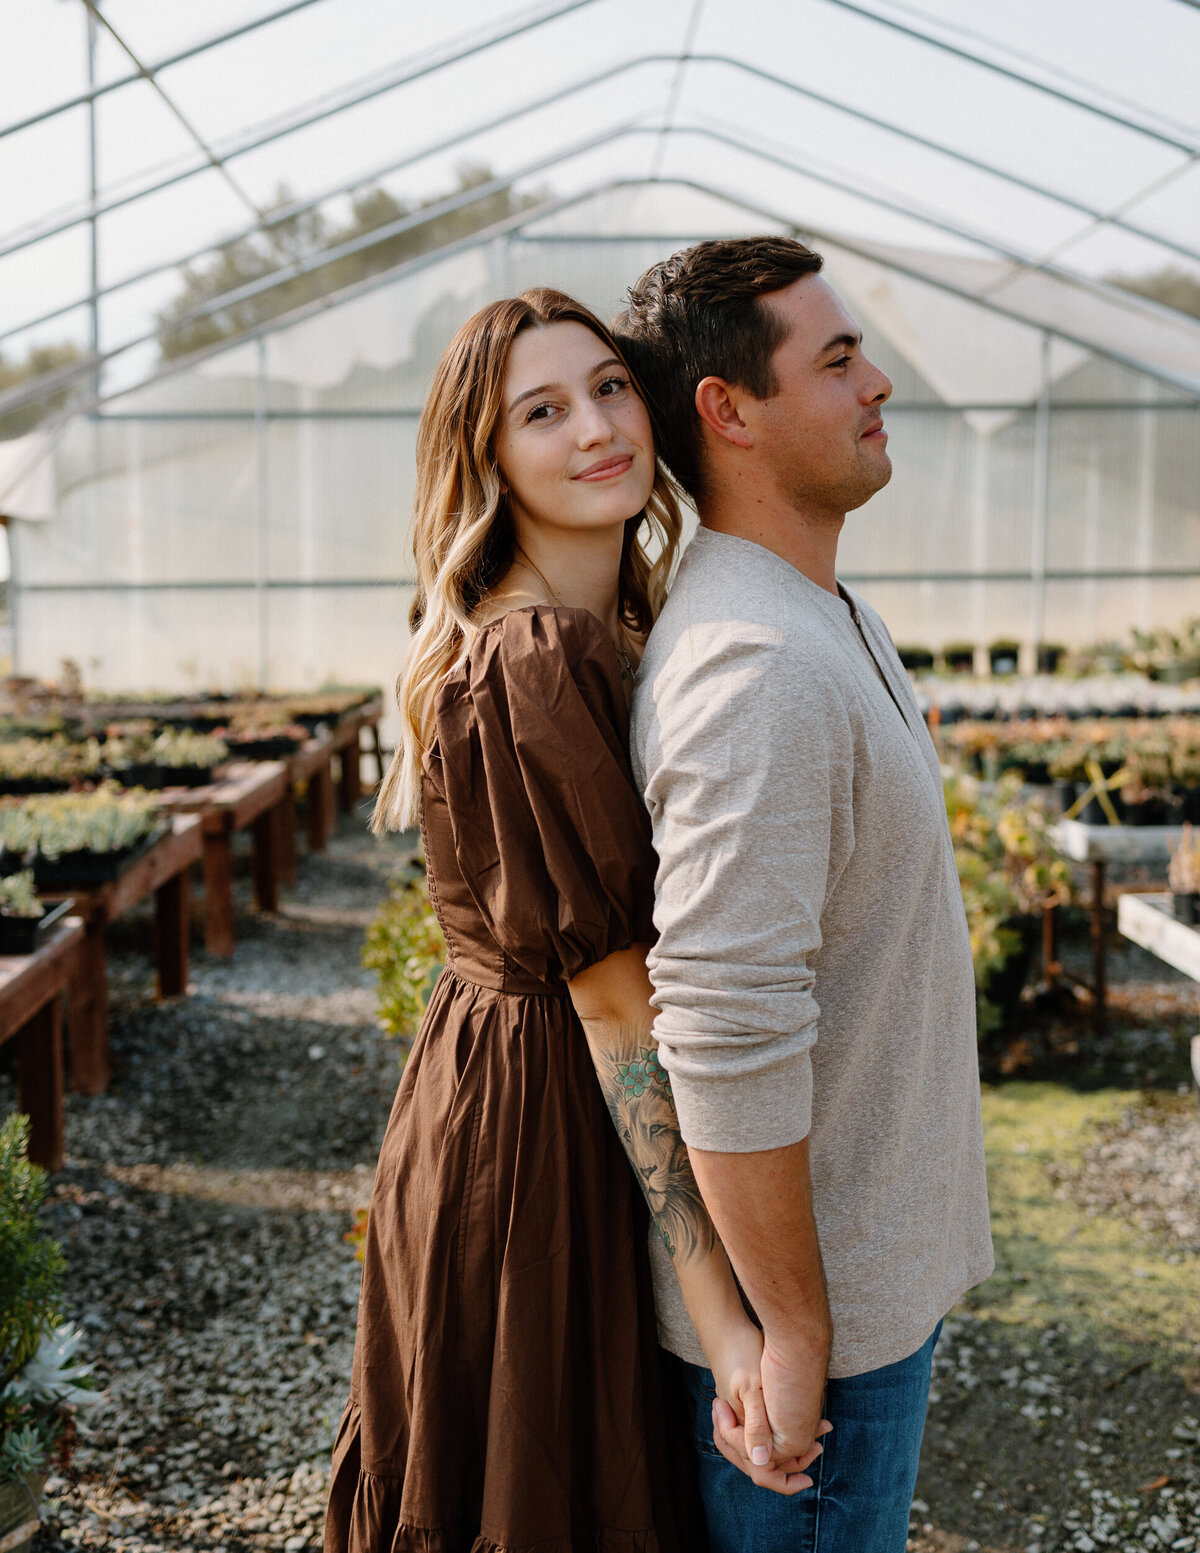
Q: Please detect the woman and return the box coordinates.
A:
[325,289,813,1553]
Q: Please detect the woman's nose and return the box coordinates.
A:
[575,400,616,446]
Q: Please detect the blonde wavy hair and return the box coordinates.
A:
[373,287,683,832]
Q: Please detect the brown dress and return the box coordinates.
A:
[325,606,703,1553]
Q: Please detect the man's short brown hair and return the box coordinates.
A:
[614,236,824,501]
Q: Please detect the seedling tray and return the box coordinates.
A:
[31,821,171,888]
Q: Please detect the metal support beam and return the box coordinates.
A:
[1029,333,1052,663]
[1,1,328,141]
[10,47,1200,355]
[0,0,602,262]
[3,165,1199,447]
[816,0,1199,154]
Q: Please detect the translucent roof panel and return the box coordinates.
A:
[1,0,1199,418]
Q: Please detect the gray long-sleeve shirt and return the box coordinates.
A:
[631,525,993,1378]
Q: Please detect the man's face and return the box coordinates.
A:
[746,275,893,517]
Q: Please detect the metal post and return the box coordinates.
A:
[85,4,101,395]
[1029,331,1051,671]
[1091,860,1107,1040]
[255,337,269,691]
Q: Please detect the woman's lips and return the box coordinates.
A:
[574,454,634,481]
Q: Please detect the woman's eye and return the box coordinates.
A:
[525,401,557,423]
[597,375,630,397]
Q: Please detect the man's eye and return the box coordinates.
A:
[830,355,850,368]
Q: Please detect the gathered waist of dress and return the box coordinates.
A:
[441,953,571,999]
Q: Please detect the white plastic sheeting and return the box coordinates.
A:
[7,181,1199,699]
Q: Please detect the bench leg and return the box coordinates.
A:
[251,803,282,913]
[280,788,299,885]
[337,733,363,815]
[307,763,333,852]
[20,997,64,1171]
[203,823,236,957]
[370,721,386,786]
[67,918,109,1096]
[155,865,190,998]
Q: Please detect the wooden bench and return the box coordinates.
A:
[1048,819,1185,1039]
[156,762,289,957]
[0,917,85,1170]
[40,816,202,1096]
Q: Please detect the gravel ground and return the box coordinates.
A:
[1050,1100,1200,1258]
[1,819,1197,1552]
[0,816,414,1552]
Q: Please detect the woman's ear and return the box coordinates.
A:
[694,377,754,450]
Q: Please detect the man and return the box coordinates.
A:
[614,236,993,1552]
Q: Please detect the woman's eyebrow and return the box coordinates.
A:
[509,381,558,412]
[508,358,626,414]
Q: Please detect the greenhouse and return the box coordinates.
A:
[1,0,1198,700]
[3,8,1200,1553]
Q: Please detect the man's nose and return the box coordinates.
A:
[864,359,892,404]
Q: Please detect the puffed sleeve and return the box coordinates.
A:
[428,607,655,984]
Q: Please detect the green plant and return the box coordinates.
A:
[0,1117,62,1391]
[0,787,160,859]
[944,771,1070,1038]
[0,738,104,785]
[107,728,227,770]
[0,1118,98,1486]
[0,873,43,920]
[362,871,445,1041]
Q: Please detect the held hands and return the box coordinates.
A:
[707,1321,832,1496]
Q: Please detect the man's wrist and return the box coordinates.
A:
[762,1310,832,1361]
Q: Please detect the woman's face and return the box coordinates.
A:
[493,320,655,543]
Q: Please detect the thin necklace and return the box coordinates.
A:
[510,548,635,682]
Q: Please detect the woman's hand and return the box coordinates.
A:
[707,1317,831,1495]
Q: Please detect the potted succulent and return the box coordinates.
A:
[217,707,308,760]
[0,872,73,956]
[941,642,976,675]
[0,738,105,796]
[988,639,1021,677]
[1119,739,1177,826]
[1,1116,101,1553]
[0,788,164,888]
[108,727,228,789]
[1168,825,1200,925]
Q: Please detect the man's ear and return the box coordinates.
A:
[695,377,754,450]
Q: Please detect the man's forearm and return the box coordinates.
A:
[688,1138,832,1354]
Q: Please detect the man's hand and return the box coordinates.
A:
[759,1331,830,1461]
[711,1394,831,1496]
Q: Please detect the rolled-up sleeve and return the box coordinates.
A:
[638,630,853,1153]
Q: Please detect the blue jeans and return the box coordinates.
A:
[679,1322,941,1553]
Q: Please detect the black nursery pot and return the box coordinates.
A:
[1173,892,1199,926]
[114,762,214,790]
[0,897,74,955]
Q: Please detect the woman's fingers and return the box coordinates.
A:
[711,1402,813,1496]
